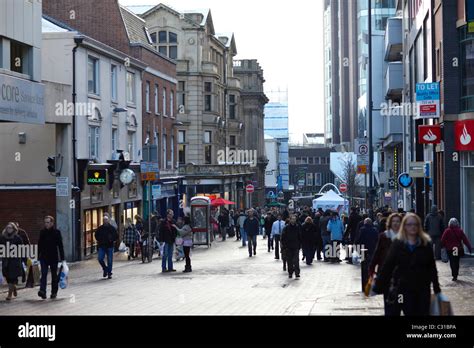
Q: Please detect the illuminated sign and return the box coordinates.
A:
[87,170,107,185]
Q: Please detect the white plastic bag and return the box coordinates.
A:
[119,241,127,252]
[352,251,361,265]
[58,261,69,289]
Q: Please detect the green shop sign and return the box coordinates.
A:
[87,170,107,185]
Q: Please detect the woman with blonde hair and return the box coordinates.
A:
[0,222,24,300]
[301,216,317,265]
[373,213,441,316]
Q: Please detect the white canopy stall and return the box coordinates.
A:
[312,190,349,215]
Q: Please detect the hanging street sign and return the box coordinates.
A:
[409,161,425,178]
[398,172,414,189]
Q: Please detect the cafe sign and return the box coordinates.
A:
[87,170,107,185]
[0,74,45,124]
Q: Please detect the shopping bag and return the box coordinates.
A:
[431,293,454,316]
[364,275,373,297]
[441,248,449,263]
[118,241,127,252]
[58,264,68,290]
[352,251,361,265]
[25,261,41,288]
[430,294,440,315]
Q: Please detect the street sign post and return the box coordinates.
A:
[355,138,370,167]
[339,183,348,193]
[398,173,414,189]
[416,82,440,119]
[409,161,425,178]
[246,184,254,193]
[56,177,69,197]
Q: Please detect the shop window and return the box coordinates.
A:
[91,186,104,204]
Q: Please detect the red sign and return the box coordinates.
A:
[246,184,254,193]
[418,125,441,144]
[339,183,348,193]
[455,120,474,151]
[357,165,367,174]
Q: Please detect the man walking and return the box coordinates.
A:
[160,209,177,272]
[95,215,118,279]
[424,205,445,260]
[264,212,276,252]
[237,210,247,247]
[38,216,65,299]
[281,215,302,279]
[271,214,285,260]
[243,209,259,257]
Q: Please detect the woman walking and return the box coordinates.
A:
[441,218,472,281]
[327,212,344,263]
[174,216,193,272]
[0,223,24,301]
[373,213,441,316]
[123,218,139,260]
[368,213,402,315]
[301,217,317,265]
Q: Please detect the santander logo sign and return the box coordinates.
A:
[418,125,441,144]
[455,120,474,151]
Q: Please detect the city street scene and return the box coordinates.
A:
[1,0,474,330]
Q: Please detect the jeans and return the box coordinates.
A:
[248,235,257,256]
[448,250,460,278]
[162,243,174,271]
[236,226,241,240]
[274,235,281,259]
[98,247,114,275]
[221,227,227,241]
[39,260,58,295]
[267,234,273,252]
[183,246,192,271]
[432,236,441,260]
[322,235,331,260]
[286,248,300,276]
[240,228,247,246]
[303,247,315,264]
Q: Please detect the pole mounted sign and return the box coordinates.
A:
[418,125,441,144]
[398,172,414,189]
[246,184,255,193]
[355,138,369,174]
[416,83,440,119]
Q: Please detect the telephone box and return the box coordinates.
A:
[190,196,211,247]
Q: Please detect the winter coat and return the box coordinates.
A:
[176,224,193,245]
[301,222,317,249]
[424,208,445,238]
[218,213,230,228]
[244,217,260,237]
[355,224,379,263]
[281,223,302,250]
[346,213,363,242]
[123,225,139,246]
[0,232,23,281]
[237,214,246,228]
[264,216,276,236]
[94,224,118,249]
[159,218,177,244]
[373,239,441,295]
[17,228,30,245]
[441,227,472,253]
[369,230,395,275]
[327,217,344,241]
[319,216,331,237]
[38,227,65,263]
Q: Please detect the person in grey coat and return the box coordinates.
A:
[424,205,444,260]
[1,223,24,301]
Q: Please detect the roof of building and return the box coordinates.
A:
[42,17,68,33]
[124,5,154,15]
[180,8,210,26]
[119,5,153,47]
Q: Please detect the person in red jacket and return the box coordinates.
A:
[441,218,472,281]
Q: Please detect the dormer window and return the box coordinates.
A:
[156,31,178,59]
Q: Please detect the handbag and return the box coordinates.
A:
[175,237,184,246]
[441,248,449,263]
[430,293,454,316]
[364,275,373,297]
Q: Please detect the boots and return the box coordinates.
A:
[13,284,17,297]
[6,284,14,301]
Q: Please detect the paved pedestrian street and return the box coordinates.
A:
[1,237,473,315]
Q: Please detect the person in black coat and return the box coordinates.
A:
[313,212,323,261]
[355,218,379,265]
[95,215,118,279]
[244,210,260,257]
[1,223,24,300]
[38,216,65,299]
[373,213,441,316]
[301,217,317,265]
[264,212,276,252]
[281,215,302,278]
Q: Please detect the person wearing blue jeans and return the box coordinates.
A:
[162,243,174,272]
[98,247,114,277]
[237,211,247,247]
[94,215,118,279]
[240,227,247,246]
[244,210,260,257]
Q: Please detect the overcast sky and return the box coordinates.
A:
[120,0,325,144]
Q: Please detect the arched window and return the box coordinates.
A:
[157,31,178,59]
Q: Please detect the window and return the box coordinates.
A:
[229,94,236,119]
[205,82,212,92]
[159,31,167,43]
[10,40,30,75]
[162,87,167,115]
[204,82,212,112]
[308,157,314,164]
[162,134,167,169]
[178,131,186,165]
[111,65,117,101]
[112,128,118,152]
[154,84,159,114]
[126,72,136,104]
[301,157,308,164]
[169,46,177,59]
[170,91,174,117]
[178,81,186,111]
[127,132,135,160]
[204,131,211,164]
[89,126,100,159]
[88,56,100,95]
[314,157,321,164]
[315,173,322,186]
[230,135,236,146]
[150,32,157,44]
[306,173,314,186]
[169,32,177,43]
[159,46,167,56]
[145,81,150,112]
[171,135,174,168]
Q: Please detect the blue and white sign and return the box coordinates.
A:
[152,184,161,199]
[416,83,440,119]
[398,173,414,189]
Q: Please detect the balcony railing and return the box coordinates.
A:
[385,17,402,62]
[385,62,403,100]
